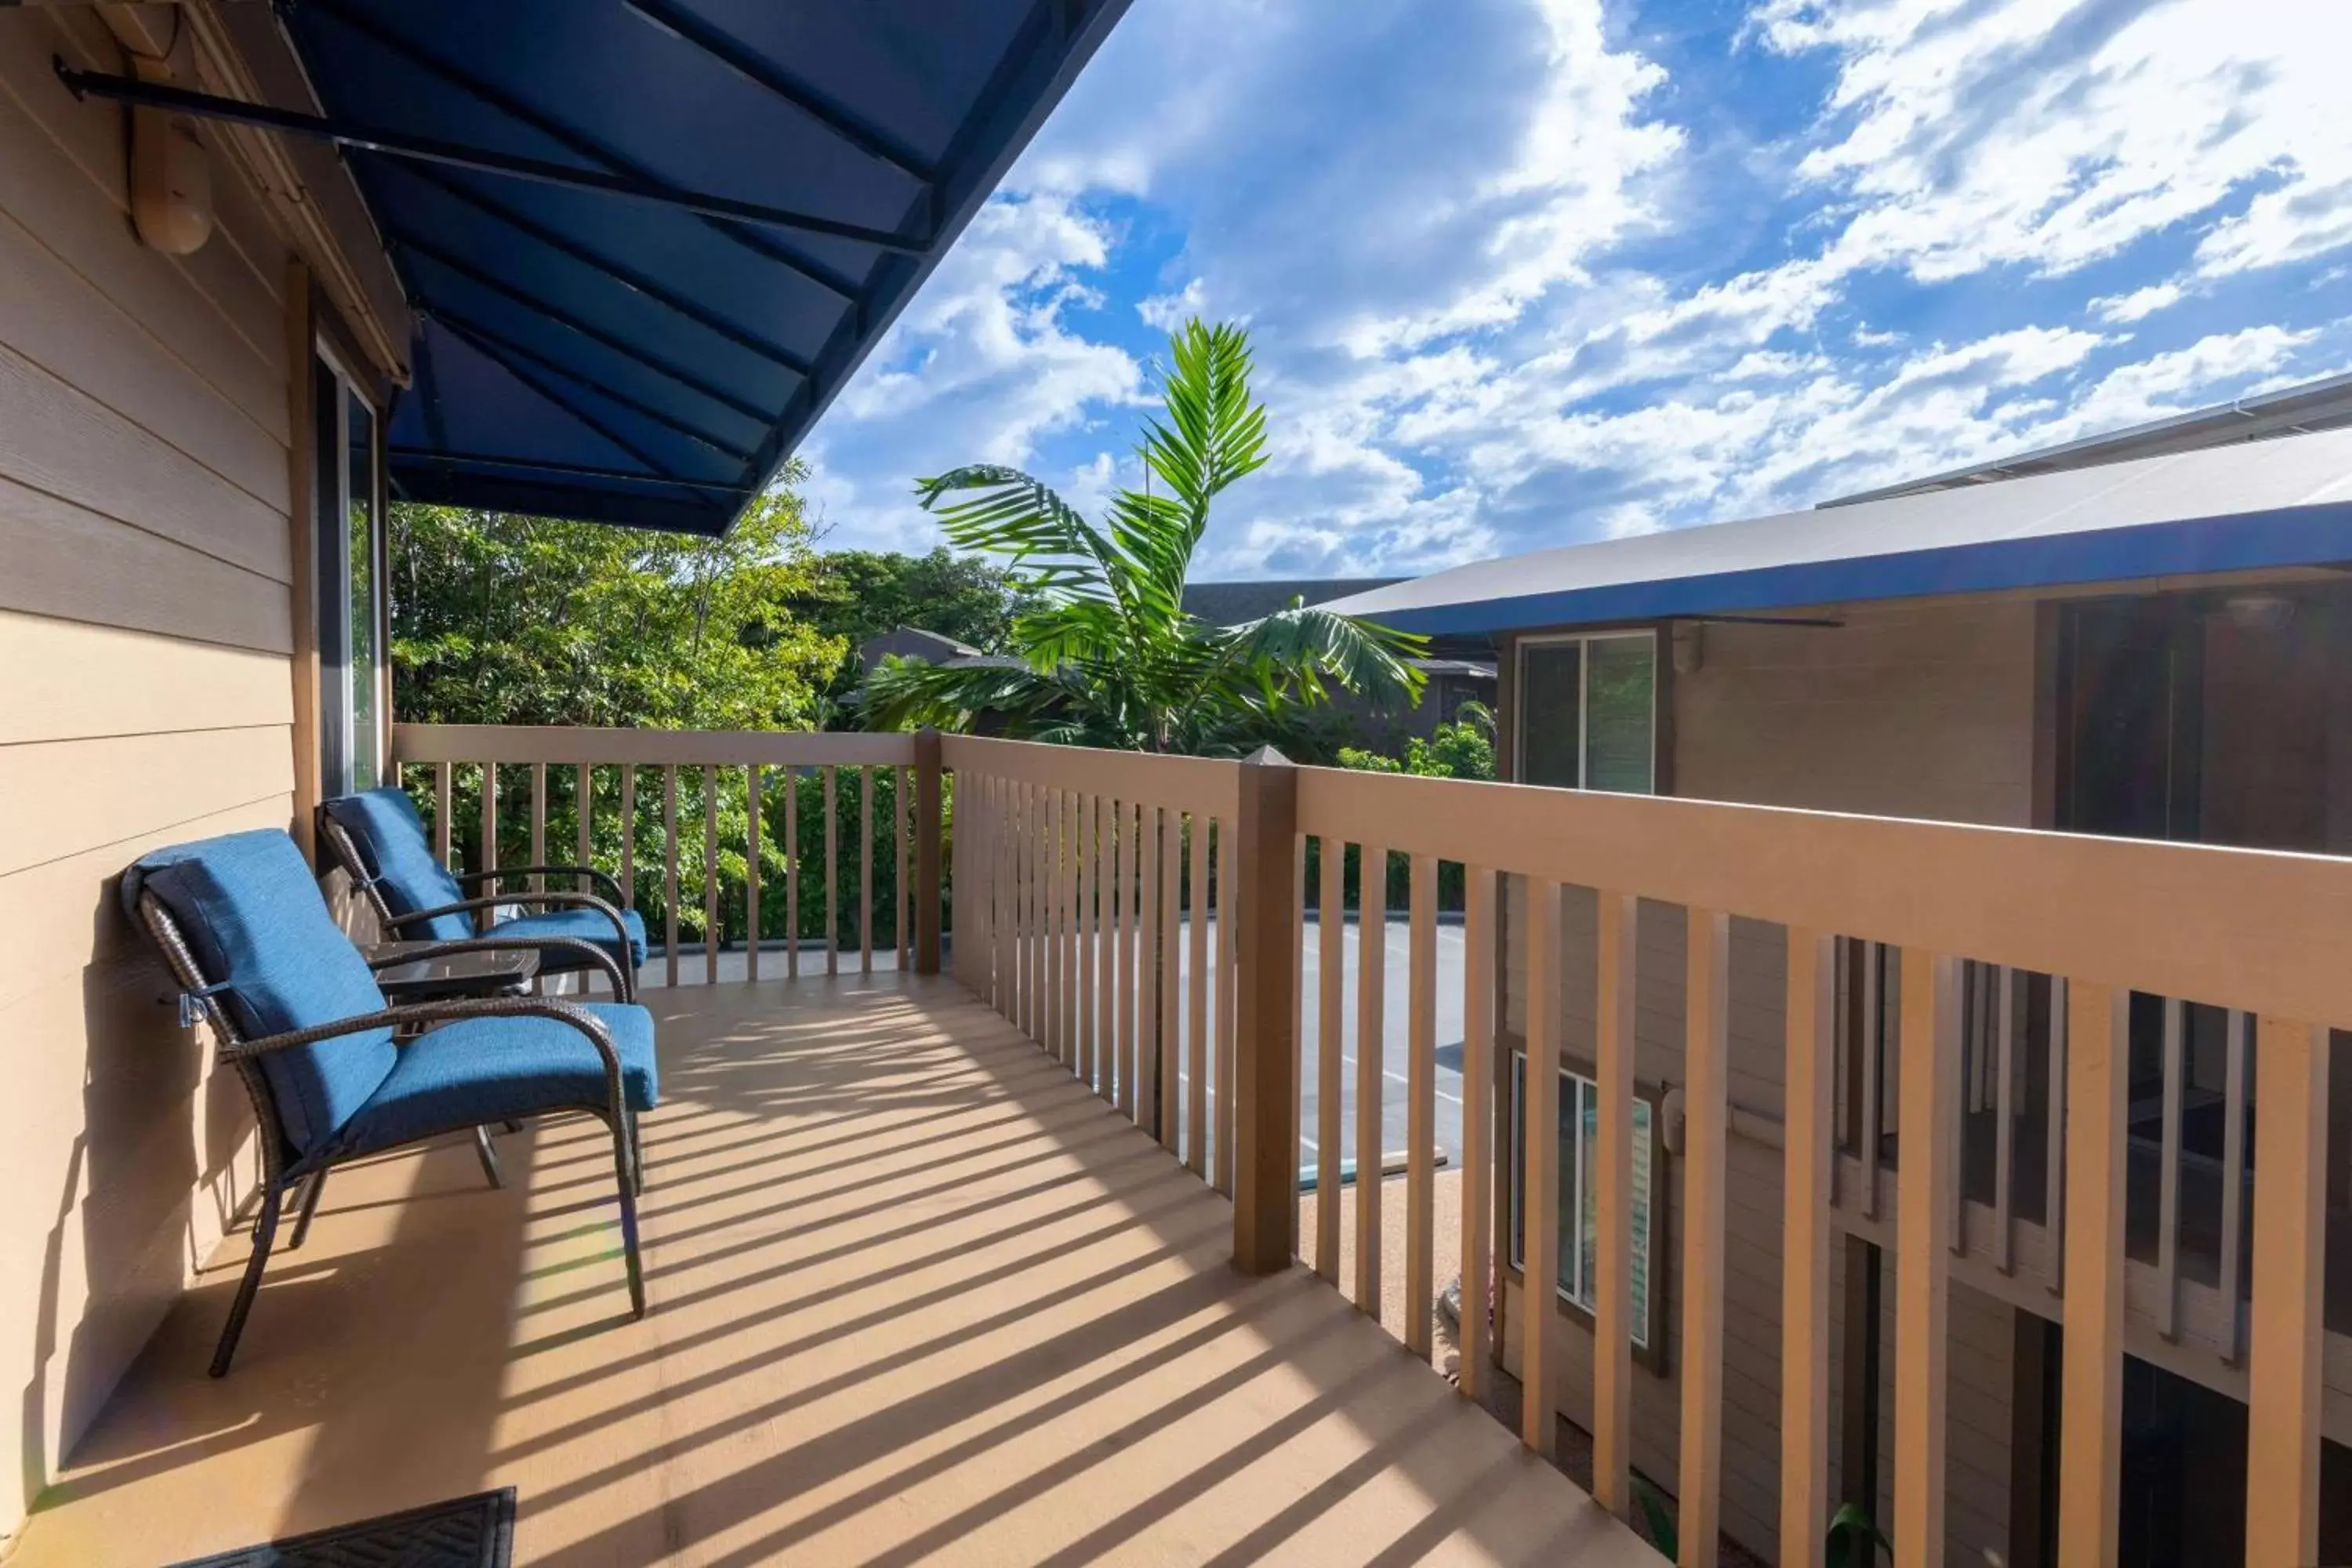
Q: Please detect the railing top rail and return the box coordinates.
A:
[391,724,917,768]
[942,734,1243,819]
[1292,763,2352,1027]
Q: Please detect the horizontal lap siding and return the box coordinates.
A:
[1497,598,2038,1563]
[0,9,297,1541]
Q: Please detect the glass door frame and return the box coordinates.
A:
[312,334,388,797]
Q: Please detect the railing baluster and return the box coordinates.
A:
[481,761,499,901]
[860,764,875,975]
[576,761,592,877]
[1116,800,1137,1119]
[1076,793,1096,1090]
[993,778,1012,1018]
[1138,804,1162,1134]
[1593,890,1637,1517]
[1993,965,2016,1273]
[1187,814,1210,1177]
[2218,1007,2249,1363]
[1063,790,1080,1065]
[1028,784,1045,1042]
[1892,947,1958,1568]
[898,765,913,973]
[1521,875,1561,1457]
[433,761,452,868]
[662,764,679,989]
[1780,927,1835,1566]
[1098,796,1117,1104]
[1404,853,1436,1359]
[1679,908,1730,1565]
[619,765,637,911]
[1457,864,1495,1401]
[1356,843,1388,1313]
[746,765,761,983]
[1047,789,1065,1059]
[2056,980,2126,1568]
[530,760,547,892]
[2157,996,2186,1339]
[1316,834,1345,1282]
[784,768,800,980]
[1214,818,1238,1196]
[2245,1018,2328,1568]
[703,764,719,985]
[1158,805,1181,1151]
[824,765,839,978]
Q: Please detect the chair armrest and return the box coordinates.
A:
[225,997,627,1116]
[365,934,626,1000]
[454,863,626,906]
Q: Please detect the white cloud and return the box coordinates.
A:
[2089,283,2184,325]
[808,0,2352,576]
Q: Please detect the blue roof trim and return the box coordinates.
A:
[1365,502,2352,636]
[281,0,1134,535]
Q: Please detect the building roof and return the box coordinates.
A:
[858,627,982,672]
[1824,371,2352,506]
[1319,425,2352,637]
[246,0,1134,535]
[1181,578,1406,626]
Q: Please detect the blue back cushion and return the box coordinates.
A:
[125,829,395,1154]
[321,787,471,942]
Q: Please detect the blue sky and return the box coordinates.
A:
[803,0,2352,579]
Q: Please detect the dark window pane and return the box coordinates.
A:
[1519,643,1581,787]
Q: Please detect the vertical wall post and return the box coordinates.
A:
[915,729,942,975]
[2056,981,2128,1568]
[1232,746,1299,1276]
[2245,1018,2328,1568]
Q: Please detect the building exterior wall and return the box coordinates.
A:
[0,9,389,1535]
[1495,596,2041,1564]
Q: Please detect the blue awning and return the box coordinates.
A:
[267,0,1132,534]
[1319,428,2352,637]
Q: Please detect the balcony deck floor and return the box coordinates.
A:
[15,973,1641,1566]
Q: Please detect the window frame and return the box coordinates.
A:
[1510,628,1661,793]
[1504,1045,1671,1371]
[310,335,388,797]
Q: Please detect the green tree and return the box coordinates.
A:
[864,318,1425,753]
[390,474,840,731]
[389,474,915,951]
[788,546,1037,713]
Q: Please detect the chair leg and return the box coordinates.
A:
[212,1174,283,1378]
[630,1114,648,1195]
[610,1115,645,1318]
[472,1125,504,1189]
[286,1170,328,1252]
[502,1119,524,1134]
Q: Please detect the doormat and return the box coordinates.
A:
[165,1486,514,1567]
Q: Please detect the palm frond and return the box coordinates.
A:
[913,465,1128,604]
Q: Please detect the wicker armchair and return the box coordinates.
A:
[122,829,657,1377]
[318,786,646,1002]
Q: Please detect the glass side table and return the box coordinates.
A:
[366,942,539,1002]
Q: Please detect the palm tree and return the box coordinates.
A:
[865,319,1425,753]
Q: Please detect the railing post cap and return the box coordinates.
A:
[1240,745,1293,768]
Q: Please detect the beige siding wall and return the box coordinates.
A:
[0,9,303,1536]
[1497,598,2041,1562]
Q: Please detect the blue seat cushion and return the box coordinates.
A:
[333,1001,659,1156]
[494,905,650,968]
[320,787,471,942]
[123,829,394,1154]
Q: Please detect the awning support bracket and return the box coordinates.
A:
[55,57,932,253]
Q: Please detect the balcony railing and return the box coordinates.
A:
[393,724,2347,1568]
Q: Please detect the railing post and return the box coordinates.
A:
[1232,746,1299,1276]
[915,729,942,975]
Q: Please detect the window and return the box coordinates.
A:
[1506,1053,1657,1349]
[1513,631,1657,792]
[313,347,384,795]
